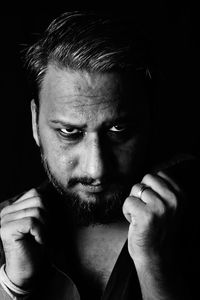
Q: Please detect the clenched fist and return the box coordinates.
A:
[0,188,47,288]
[123,171,180,264]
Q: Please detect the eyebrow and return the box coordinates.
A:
[49,120,87,129]
[49,114,133,129]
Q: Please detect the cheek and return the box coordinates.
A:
[114,137,148,174]
[39,128,76,174]
[48,147,73,172]
[115,146,136,173]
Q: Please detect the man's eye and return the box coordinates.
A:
[109,125,127,132]
[58,128,83,138]
[107,124,132,143]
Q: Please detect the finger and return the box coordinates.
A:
[123,195,146,224]
[0,196,44,218]
[130,183,166,215]
[141,174,178,209]
[15,188,39,203]
[157,171,181,194]
[1,207,46,226]
[0,217,45,245]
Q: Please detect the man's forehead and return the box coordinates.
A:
[38,65,125,123]
[39,64,147,119]
[40,64,123,102]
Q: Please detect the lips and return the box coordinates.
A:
[78,183,108,193]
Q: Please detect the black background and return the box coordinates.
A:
[0,3,199,200]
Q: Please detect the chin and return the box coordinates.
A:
[56,185,126,226]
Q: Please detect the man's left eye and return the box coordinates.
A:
[109,125,127,132]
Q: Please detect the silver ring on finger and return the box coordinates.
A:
[137,184,149,199]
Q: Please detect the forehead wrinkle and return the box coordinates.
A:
[70,101,118,121]
[51,93,119,108]
[69,98,118,109]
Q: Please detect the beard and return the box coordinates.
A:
[40,153,133,226]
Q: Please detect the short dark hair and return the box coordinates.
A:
[25,11,152,104]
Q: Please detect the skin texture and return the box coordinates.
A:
[0,66,182,299]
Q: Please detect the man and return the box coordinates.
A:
[0,11,199,300]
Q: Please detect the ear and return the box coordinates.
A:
[31,99,40,146]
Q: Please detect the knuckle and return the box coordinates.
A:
[0,215,8,225]
[149,198,166,217]
[123,196,133,207]
[27,188,38,196]
[152,199,166,215]
[142,173,153,184]
[157,204,166,216]
[122,196,132,213]
[130,183,141,195]
[18,188,39,202]
[166,190,178,207]
[0,206,8,218]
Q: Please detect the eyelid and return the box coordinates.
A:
[57,128,84,140]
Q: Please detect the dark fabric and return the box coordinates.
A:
[102,241,142,300]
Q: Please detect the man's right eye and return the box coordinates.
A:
[58,128,83,139]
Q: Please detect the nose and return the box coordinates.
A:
[80,133,105,181]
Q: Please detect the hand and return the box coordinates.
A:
[123,171,180,264]
[0,188,47,288]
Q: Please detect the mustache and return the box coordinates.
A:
[67,175,130,188]
[68,177,108,187]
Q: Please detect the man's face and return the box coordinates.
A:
[31,65,151,224]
